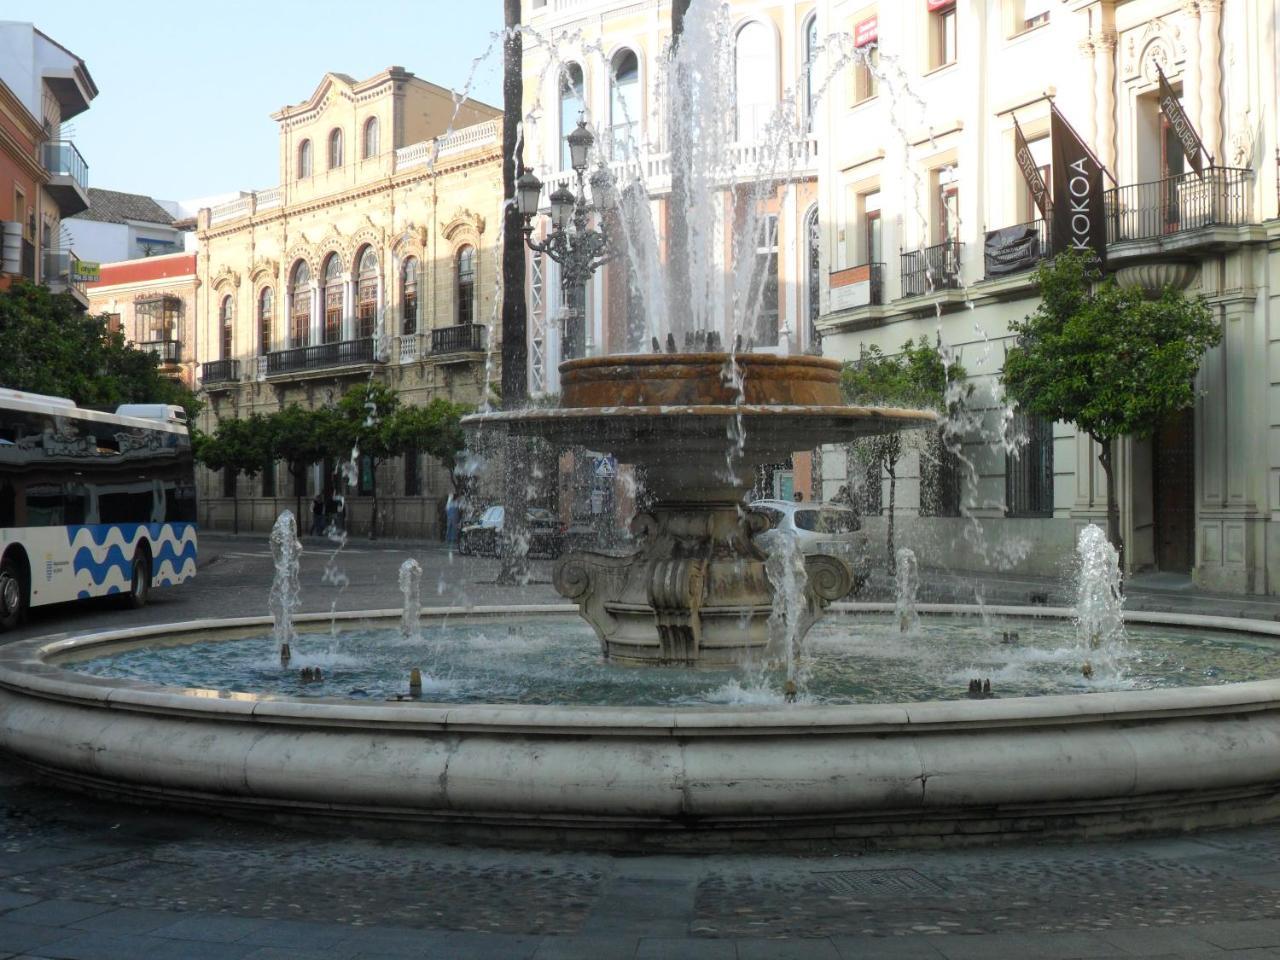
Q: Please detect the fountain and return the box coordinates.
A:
[5,6,1280,851]
[466,353,933,665]
[894,548,920,634]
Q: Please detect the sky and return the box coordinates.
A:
[8,0,505,203]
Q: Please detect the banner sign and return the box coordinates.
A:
[1050,104,1106,266]
[926,0,955,10]
[1156,65,1207,174]
[71,260,100,283]
[984,224,1043,277]
[854,16,878,47]
[1014,119,1052,220]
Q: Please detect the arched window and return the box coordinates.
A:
[804,14,819,131]
[328,127,343,169]
[609,49,640,157]
[559,63,585,170]
[750,214,779,346]
[219,295,233,360]
[322,253,343,343]
[362,117,379,159]
[456,246,476,326]
[355,246,378,339]
[258,287,273,356]
[734,21,776,142]
[297,139,312,178]
[289,261,311,348]
[401,256,420,335]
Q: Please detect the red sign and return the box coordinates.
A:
[854,16,878,47]
[926,0,955,10]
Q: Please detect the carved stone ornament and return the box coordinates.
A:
[1115,262,1199,295]
[249,257,280,284]
[1230,112,1255,167]
[1123,18,1185,81]
[211,267,241,291]
[441,209,485,241]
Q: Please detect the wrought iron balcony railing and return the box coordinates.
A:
[140,339,181,364]
[983,219,1048,278]
[1105,166,1252,244]
[265,337,378,375]
[430,322,486,355]
[201,358,239,384]
[900,240,963,298]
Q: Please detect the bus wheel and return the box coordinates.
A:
[0,557,26,630]
[125,550,152,609]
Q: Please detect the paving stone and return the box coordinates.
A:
[932,931,1125,959]
[1096,927,1227,956]
[0,921,75,954]
[30,931,168,960]
[68,906,181,935]
[237,918,355,950]
[149,914,273,943]
[0,892,41,914]
[434,932,542,959]
[635,937,739,959]
[143,939,261,960]
[735,939,841,960]
[1193,921,1280,950]
[532,935,641,959]
[0,902,114,928]
[832,934,947,959]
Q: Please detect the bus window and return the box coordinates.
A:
[99,487,154,525]
[26,483,64,526]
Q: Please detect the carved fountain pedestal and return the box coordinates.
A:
[466,353,934,667]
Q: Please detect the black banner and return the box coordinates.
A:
[1014,119,1051,220]
[1156,65,1206,174]
[1050,104,1106,266]
[984,223,1043,277]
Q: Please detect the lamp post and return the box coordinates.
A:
[516,119,614,361]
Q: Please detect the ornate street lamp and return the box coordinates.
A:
[516,119,614,360]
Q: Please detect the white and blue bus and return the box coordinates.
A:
[0,389,197,628]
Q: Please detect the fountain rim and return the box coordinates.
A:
[557,352,844,372]
[5,602,1280,733]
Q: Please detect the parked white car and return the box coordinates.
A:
[748,499,871,595]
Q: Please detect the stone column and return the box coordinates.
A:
[1180,1,1201,138]
[1077,37,1098,148]
[1198,0,1223,162]
[1093,29,1118,173]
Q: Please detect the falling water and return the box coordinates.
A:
[894,547,920,634]
[399,558,423,644]
[1074,524,1126,679]
[268,511,302,666]
[759,527,809,697]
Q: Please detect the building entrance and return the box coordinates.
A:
[1152,408,1195,573]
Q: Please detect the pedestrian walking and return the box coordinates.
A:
[311,494,325,536]
[445,493,461,547]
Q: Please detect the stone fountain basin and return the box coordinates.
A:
[4,603,1280,849]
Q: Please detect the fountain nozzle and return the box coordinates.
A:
[279,643,291,667]
[783,679,797,704]
[409,668,423,697]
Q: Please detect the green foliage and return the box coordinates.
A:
[1002,251,1221,444]
[197,413,271,479]
[0,280,200,418]
[390,397,471,477]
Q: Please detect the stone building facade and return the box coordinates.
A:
[193,67,502,539]
[811,0,1278,593]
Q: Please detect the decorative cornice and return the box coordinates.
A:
[441,209,485,241]
[211,267,241,291]
[249,257,279,285]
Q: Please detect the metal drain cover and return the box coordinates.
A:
[811,868,943,896]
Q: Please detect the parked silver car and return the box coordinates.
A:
[748,499,871,595]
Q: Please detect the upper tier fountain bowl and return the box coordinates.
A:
[465,353,935,665]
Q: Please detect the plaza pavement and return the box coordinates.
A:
[5,531,1280,958]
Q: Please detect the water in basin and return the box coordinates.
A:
[71,614,1277,707]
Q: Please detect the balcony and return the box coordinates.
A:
[430,323,486,360]
[828,262,885,311]
[140,339,181,365]
[41,249,87,304]
[265,337,379,377]
[201,358,239,386]
[900,240,964,298]
[1106,167,1253,248]
[983,219,1048,279]
[42,140,90,216]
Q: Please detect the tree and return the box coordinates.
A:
[1002,250,1220,572]
[196,414,270,534]
[0,280,199,417]
[268,404,343,525]
[841,337,964,569]
[334,382,405,539]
